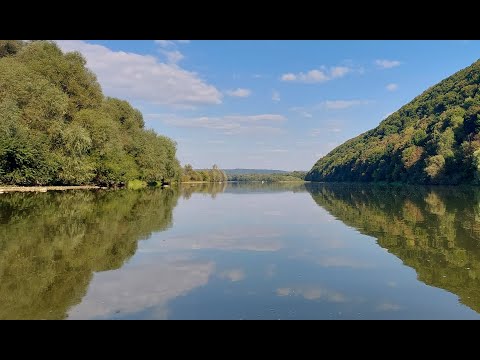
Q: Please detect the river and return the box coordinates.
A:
[1,182,479,319]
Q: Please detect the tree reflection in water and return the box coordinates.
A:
[307,183,480,314]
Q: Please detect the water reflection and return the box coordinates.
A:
[180,181,306,197]
[2,182,480,319]
[0,188,179,320]
[181,182,227,199]
[307,183,480,314]
[68,258,215,320]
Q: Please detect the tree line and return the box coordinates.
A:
[0,40,181,187]
[181,164,228,183]
[228,171,306,182]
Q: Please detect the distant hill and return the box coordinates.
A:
[306,59,480,185]
[209,169,289,175]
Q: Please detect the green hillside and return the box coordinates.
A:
[306,59,480,185]
[0,40,181,186]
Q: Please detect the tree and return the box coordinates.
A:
[0,40,181,187]
[0,40,23,58]
[17,41,103,120]
[473,149,480,183]
[425,155,445,181]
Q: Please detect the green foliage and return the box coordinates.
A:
[127,179,148,190]
[425,155,446,181]
[473,149,480,183]
[306,59,480,185]
[181,164,228,183]
[103,97,145,129]
[17,41,103,119]
[0,40,181,186]
[223,169,289,175]
[0,40,24,58]
[228,171,306,182]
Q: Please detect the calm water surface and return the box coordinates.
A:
[1,182,480,319]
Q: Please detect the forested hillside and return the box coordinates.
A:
[0,40,181,186]
[306,59,480,185]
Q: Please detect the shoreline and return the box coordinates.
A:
[0,185,104,193]
[0,180,309,194]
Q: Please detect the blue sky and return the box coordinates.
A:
[57,40,480,170]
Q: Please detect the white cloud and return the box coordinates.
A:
[154,113,286,135]
[219,269,245,282]
[56,40,221,107]
[266,149,289,153]
[281,73,297,81]
[330,66,351,77]
[375,59,401,69]
[281,65,352,83]
[226,88,251,98]
[272,90,280,102]
[207,140,226,144]
[225,114,286,122]
[311,123,343,137]
[386,83,398,91]
[153,227,284,252]
[323,99,371,109]
[290,107,313,118]
[155,40,190,47]
[68,259,215,319]
[155,40,174,47]
[276,286,347,302]
[162,50,184,64]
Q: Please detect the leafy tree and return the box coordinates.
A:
[180,164,227,183]
[473,149,480,183]
[17,41,103,119]
[0,40,23,58]
[425,155,445,181]
[0,40,181,186]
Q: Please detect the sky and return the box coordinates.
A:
[56,40,480,171]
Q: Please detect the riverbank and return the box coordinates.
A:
[0,185,104,193]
